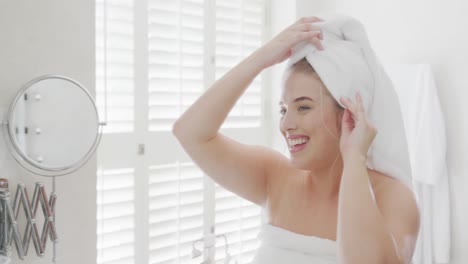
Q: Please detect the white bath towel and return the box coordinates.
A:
[384,63,451,264]
[251,224,337,264]
[0,256,10,264]
[286,14,412,187]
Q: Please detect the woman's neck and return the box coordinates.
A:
[303,153,343,200]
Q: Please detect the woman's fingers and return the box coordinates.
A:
[259,16,324,67]
[290,30,322,50]
[354,92,368,123]
[310,36,323,50]
[294,16,324,25]
[340,96,361,123]
[292,22,322,32]
[356,91,365,113]
[339,97,356,114]
[294,30,323,49]
[291,22,323,40]
[340,92,369,124]
[297,30,321,40]
[290,18,324,48]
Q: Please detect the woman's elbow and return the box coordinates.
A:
[172,120,182,138]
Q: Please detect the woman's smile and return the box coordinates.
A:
[288,136,310,153]
[289,141,308,153]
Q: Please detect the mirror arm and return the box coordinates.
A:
[0,179,57,259]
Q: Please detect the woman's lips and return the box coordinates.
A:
[289,141,308,153]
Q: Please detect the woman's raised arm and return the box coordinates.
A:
[172,17,323,206]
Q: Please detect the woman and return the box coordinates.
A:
[173,15,420,263]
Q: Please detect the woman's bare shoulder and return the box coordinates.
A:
[368,169,414,198]
[262,150,299,198]
[264,149,290,170]
[368,169,420,262]
[264,149,292,179]
[368,169,419,224]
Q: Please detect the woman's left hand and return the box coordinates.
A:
[339,92,377,161]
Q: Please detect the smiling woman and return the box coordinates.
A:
[173,14,419,264]
[279,58,344,169]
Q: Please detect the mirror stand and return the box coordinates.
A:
[0,178,57,259]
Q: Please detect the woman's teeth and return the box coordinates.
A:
[288,138,309,148]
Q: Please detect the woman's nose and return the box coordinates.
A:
[280,112,297,131]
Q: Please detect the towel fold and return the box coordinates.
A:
[251,224,337,264]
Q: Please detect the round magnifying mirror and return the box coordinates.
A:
[3,75,104,176]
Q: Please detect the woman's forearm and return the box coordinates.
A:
[337,154,400,264]
[172,53,264,143]
[173,16,324,143]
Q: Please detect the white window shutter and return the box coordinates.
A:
[213,1,267,263]
[216,0,264,129]
[147,0,205,131]
[97,168,135,264]
[148,163,205,264]
[146,2,207,262]
[214,185,262,264]
[96,0,269,263]
[96,0,135,133]
[96,0,137,263]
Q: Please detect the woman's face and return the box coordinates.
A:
[279,69,343,170]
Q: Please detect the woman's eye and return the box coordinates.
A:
[279,106,310,115]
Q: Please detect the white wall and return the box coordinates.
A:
[296,1,467,263]
[0,1,96,264]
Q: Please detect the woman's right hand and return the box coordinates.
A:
[252,16,324,69]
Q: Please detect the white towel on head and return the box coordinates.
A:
[287,14,412,187]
